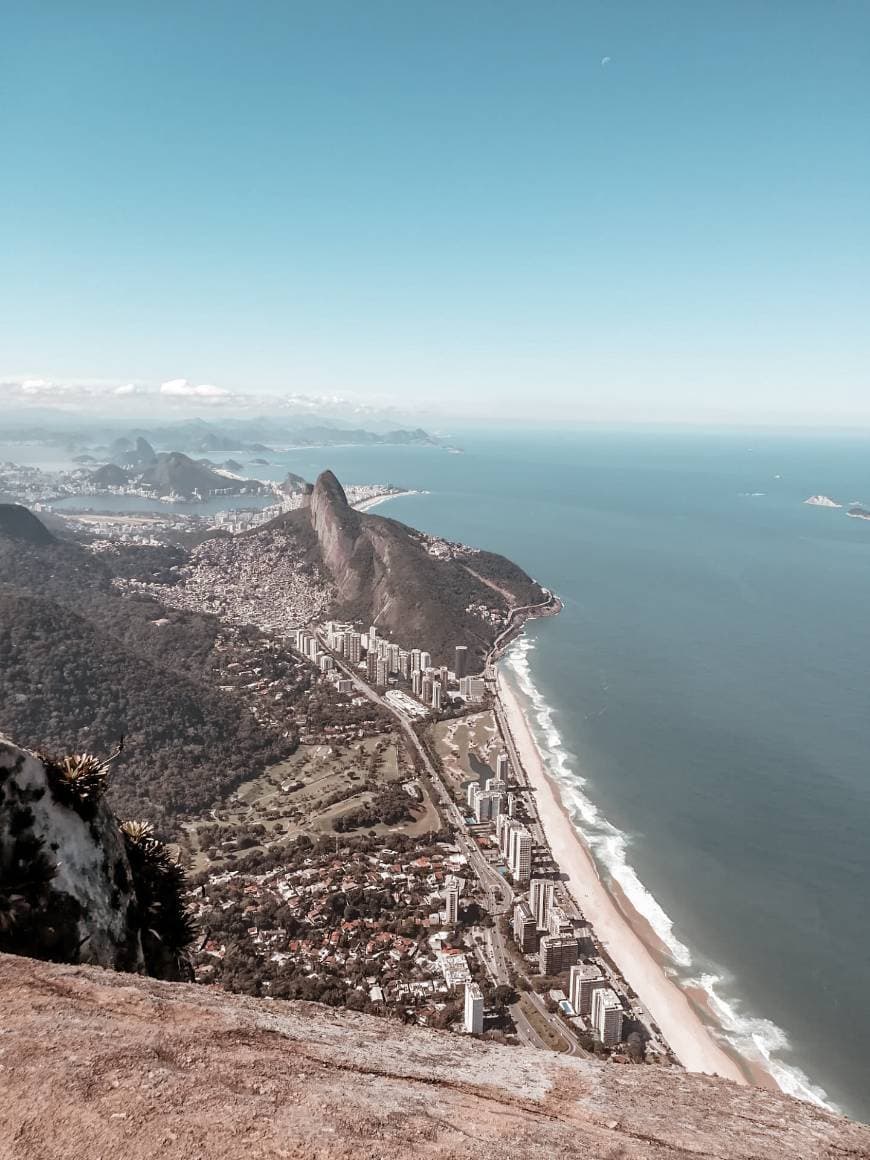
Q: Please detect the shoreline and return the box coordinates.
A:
[495,660,749,1083]
[352,488,422,513]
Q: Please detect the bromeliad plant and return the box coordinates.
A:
[121,818,196,974]
[40,739,124,820]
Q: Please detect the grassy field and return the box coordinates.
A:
[429,710,500,800]
[181,733,441,870]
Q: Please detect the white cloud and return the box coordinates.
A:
[19,378,59,394]
[114,383,138,396]
[159,378,230,399]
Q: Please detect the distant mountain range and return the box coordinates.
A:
[88,449,268,500]
[5,416,453,454]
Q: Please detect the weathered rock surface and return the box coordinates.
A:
[0,737,145,972]
[0,738,190,979]
[1,953,867,1160]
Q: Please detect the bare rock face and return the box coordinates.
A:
[0,737,145,972]
[298,470,547,666]
[308,469,366,602]
[0,737,192,980]
[1,954,867,1160]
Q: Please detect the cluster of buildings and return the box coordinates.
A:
[510,876,625,1047]
[317,621,486,714]
[190,839,486,1026]
[462,751,537,885]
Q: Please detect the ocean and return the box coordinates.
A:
[12,427,870,1115]
[252,428,870,1119]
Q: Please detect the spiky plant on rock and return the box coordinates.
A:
[41,751,111,820]
[122,819,195,979]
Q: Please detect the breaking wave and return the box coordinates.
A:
[502,635,837,1112]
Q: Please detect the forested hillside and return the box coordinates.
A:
[0,511,362,831]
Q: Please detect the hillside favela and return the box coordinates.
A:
[3,4,870,1160]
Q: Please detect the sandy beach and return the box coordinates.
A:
[496,665,747,1083]
[352,489,420,513]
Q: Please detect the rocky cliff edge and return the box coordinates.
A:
[0,953,867,1160]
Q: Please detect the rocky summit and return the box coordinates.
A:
[1,953,867,1160]
[275,470,549,665]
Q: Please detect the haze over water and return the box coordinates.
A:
[250,428,870,1118]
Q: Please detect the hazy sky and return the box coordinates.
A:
[2,2,868,424]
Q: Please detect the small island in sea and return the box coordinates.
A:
[804,494,842,508]
[847,504,870,521]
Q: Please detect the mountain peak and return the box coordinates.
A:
[313,469,350,509]
[309,471,361,588]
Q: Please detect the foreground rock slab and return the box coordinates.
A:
[0,954,867,1160]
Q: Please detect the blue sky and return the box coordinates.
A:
[2,1,868,423]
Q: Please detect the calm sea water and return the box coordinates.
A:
[259,429,870,1118]
[50,493,275,516]
[12,428,870,1115]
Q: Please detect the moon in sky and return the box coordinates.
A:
[601,56,612,67]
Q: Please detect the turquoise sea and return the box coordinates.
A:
[257,428,870,1119]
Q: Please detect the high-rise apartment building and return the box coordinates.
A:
[508,825,532,883]
[459,676,486,702]
[412,670,423,696]
[454,645,469,680]
[431,680,442,711]
[348,632,362,664]
[569,963,606,1017]
[410,648,422,673]
[474,790,503,824]
[539,934,579,976]
[529,878,554,931]
[591,987,624,1046]
[496,752,510,782]
[375,657,389,687]
[497,814,521,859]
[547,906,573,938]
[444,875,461,925]
[398,649,410,678]
[464,982,484,1035]
[421,676,433,705]
[512,900,537,953]
[419,651,432,671]
[389,643,400,672]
